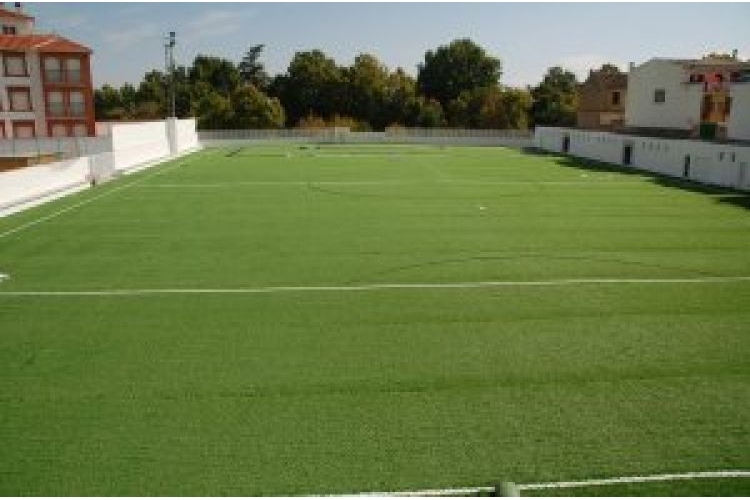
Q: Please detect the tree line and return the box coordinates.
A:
[95,38,581,130]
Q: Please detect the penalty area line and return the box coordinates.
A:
[320,470,750,496]
[1,276,750,297]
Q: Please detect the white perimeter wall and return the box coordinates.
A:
[535,127,750,191]
[0,119,200,217]
[625,60,703,131]
[728,84,750,141]
[198,128,533,148]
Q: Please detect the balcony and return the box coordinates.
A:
[43,70,83,84]
[69,102,85,117]
[47,102,65,117]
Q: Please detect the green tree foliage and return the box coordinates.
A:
[239,44,270,90]
[230,85,285,129]
[530,66,579,127]
[270,50,345,126]
[94,41,543,131]
[417,39,502,106]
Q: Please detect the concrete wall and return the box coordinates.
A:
[0,157,90,216]
[728,83,750,141]
[0,118,200,217]
[625,60,703,131]
[198,128,533,148]
[534,126,750,191]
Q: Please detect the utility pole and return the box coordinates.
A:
[164,31,176,118]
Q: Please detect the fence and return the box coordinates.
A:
[198,127,533,147]
[0,118,200,217]
[534,126,750,191]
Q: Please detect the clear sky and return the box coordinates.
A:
[23,2,750,89]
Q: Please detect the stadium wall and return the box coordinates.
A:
[0,119,200,217]
[534,127,750,191]
[198,128,532,148]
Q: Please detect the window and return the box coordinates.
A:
[43,57,62,82]
[731,153,736,162]
[4,52,27,76]
[65,58,82,83]
[46,91,64,116]
[69,91,85,116]
[12,121,34,138]
[719,152,725,161]
[726,96,732,115]
[611,91,621,106]
[50,122,67,138]
[72,123,87,137]
[0,122,5,138]
[654,89,666,103]
[2,25,17,35]
[8,87,32,111]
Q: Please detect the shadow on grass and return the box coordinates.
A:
[522,148,750,210]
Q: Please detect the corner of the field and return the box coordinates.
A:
[119,145,205,176]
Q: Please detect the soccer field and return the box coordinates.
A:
[1,144,749,495]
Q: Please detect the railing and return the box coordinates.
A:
[198,127,533,145]
[43,69,83,84]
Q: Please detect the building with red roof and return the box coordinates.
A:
[0,3,95,138]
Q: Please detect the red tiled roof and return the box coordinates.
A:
[0,6,35,21]
[0,34,91,53]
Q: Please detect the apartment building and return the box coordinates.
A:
[625,56,750,141]
[576,66,628,131]
[0,3,95,138]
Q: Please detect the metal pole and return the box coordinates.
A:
[164,31,176,119]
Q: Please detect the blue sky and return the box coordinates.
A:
[24,2,750,89]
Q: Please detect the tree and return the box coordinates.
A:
[270,50,345,126]
[94,84,122,120]
[230,84,285,129]
[417,39,502,106]
[345,53,392,129]
[189,55,241,95]
[239,44,270,90]
[193,87,232,130]
[531,66,579,127]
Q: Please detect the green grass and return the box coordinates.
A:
[1,144,749,495]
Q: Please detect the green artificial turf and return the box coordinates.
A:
[1,144,749,495]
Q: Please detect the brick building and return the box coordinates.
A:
[576,65,628,131]
[0,3,95,138]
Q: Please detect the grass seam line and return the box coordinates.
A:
[2,276,750,296]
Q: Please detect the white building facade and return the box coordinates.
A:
[625,58,750,141]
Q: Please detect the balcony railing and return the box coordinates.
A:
[44,69,83,84]
[47,102,65,117]
[45,69,63,83]
[69,102,85,117]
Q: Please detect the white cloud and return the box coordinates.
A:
[103,23,161,52]
[184,9,256,39]
[557,54,627,81]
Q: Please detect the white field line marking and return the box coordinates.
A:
[2,276,749,297]
[0,273,8,282]
[518,470,750,491]
[323,470,750,496]
[137,179,641,189]
[0,159,189,240]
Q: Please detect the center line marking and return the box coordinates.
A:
[1,276,749,297]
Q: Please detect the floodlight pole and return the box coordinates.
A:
[164,31,176,118]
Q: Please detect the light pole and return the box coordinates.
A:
[164,31,176,118]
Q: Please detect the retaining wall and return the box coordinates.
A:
[0,119,200,217]
[534,127,750,191]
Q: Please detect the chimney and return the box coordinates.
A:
[14,2,21,13]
